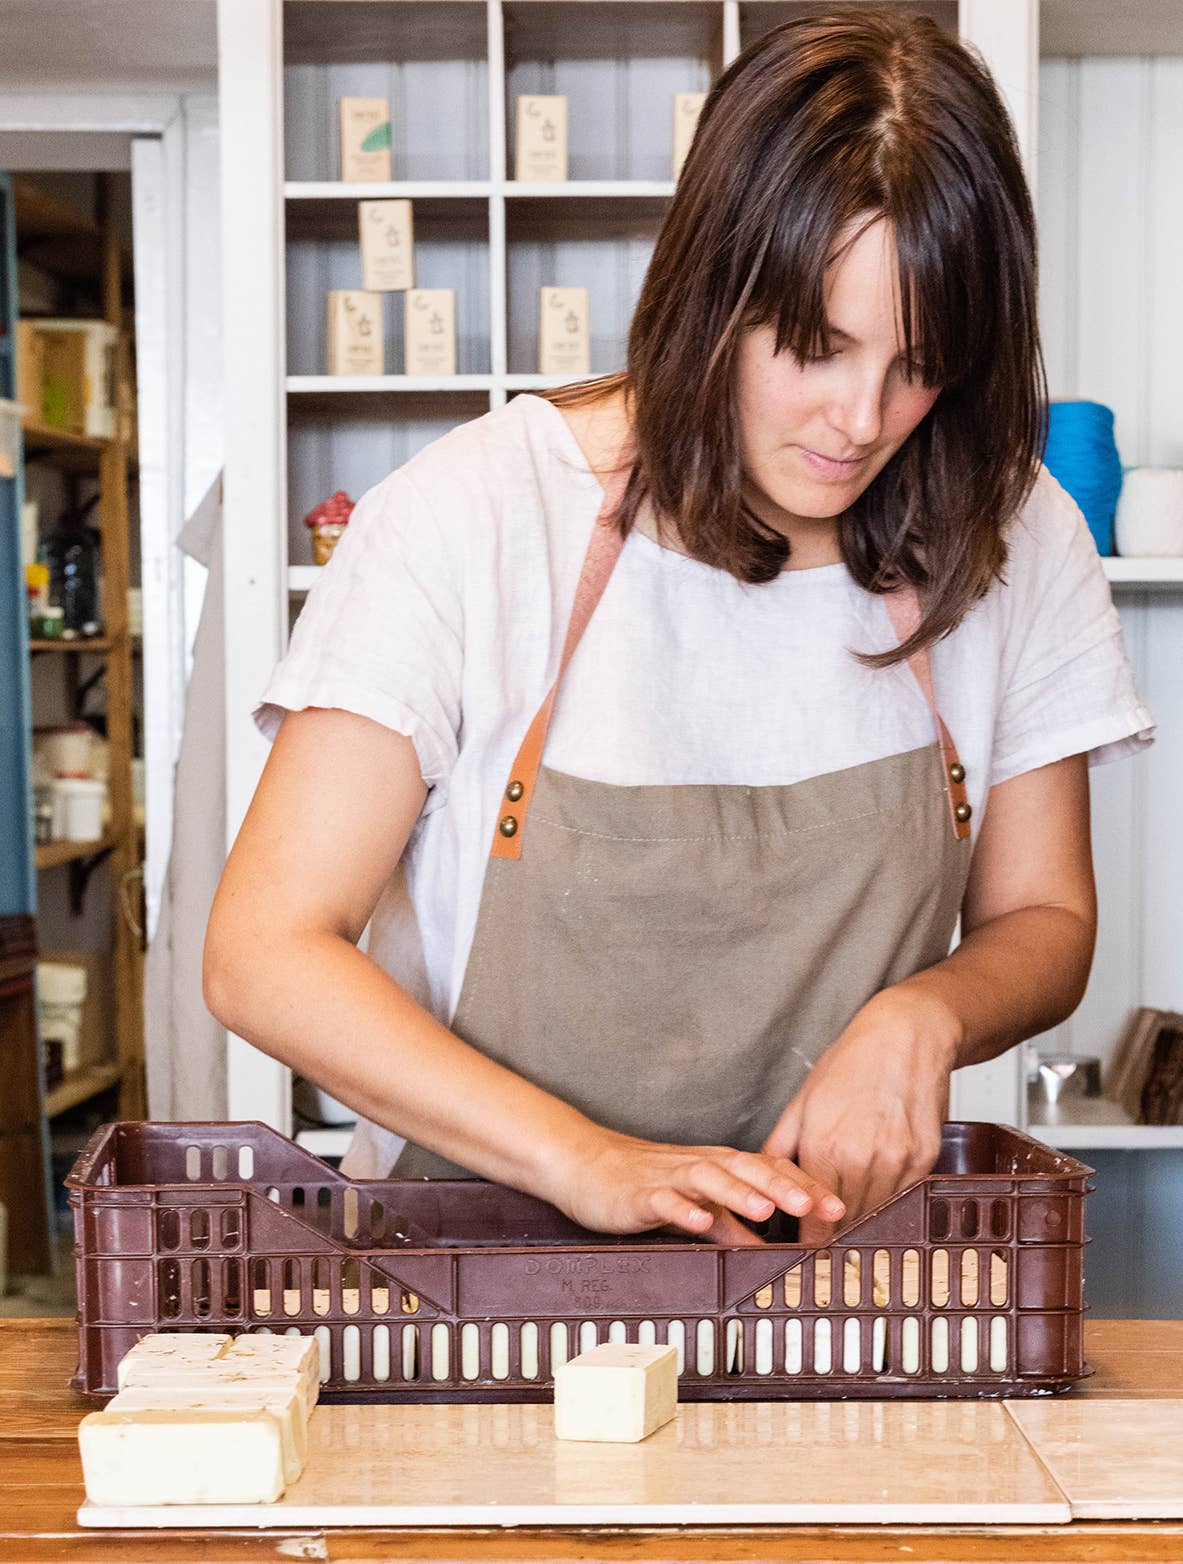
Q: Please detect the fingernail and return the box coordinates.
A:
[823,1198,845,1217]
[786,1190,810,1213]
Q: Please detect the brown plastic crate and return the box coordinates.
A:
[66,1119,1094,1402]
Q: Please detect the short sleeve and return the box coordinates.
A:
[255,469,463,815]
[988,468,1156,788]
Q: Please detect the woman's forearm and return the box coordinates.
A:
[203,927,598,1196]
[880,904,1096,1070]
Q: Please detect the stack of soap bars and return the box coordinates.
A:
[78,1333,321,1505]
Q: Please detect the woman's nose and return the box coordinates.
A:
[830,372,885,447]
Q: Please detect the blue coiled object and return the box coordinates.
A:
[1041,400,1124,556]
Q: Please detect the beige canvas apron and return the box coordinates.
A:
[393,465,974,1179]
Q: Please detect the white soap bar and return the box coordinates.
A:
[116,1332,231,1388]
[119,1361,315,1422]
[554,1343,678,1443]
[78,1408,286,1505]
[222,1334,321,1414]
[108,1385,308,1485]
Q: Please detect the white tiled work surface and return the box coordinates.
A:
[1005,1398,1183,1519]
[79,1398,1071,1528]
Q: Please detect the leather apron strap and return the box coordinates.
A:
[882,593,972,841]
[490,475,971,859]
[490,466,631,861]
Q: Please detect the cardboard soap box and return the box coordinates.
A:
[34,319,118,438]
[16,322,44,420]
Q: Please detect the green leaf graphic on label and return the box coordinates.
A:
[361,122,392,153]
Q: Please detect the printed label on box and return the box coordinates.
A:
[359,199,415,291]
[539,287,590,376]
[404,289,457,376]
[673,93,708,178]
[340,98,393,182]
[516,95,568,182]
[326,291,385,376]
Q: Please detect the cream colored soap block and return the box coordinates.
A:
[78,1408,286,1505]
[220,1333,321,1414]
[538,286,590,376]
[554,1343,678,1443]
[340,97,393,182]
[359,199,415,291]
[515,95,568,182]
[108,1385,308,1485]
[116,1333,231,1389]
[119,1361,316,1423]
[673,92,708,177]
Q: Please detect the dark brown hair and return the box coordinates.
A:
[543,6,1047,666]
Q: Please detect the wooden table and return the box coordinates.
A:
[4,1318,1182,1561]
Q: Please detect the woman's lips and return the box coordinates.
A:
[798,446,867,478]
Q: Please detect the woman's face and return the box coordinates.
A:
[736,217,941,556]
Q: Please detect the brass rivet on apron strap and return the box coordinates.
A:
[505,780,524,802]
[954,802,972,823]
[499,815,519,838]
[949,762,966,784]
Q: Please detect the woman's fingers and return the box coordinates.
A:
[702,1208,767,1247]
[679,1153,846,1227]
[644,1185,715,1235]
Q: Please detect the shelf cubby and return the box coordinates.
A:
[503,2,722,183]
[287,388,491,563]
[284,1,492,183]
[506,196,662,376]
[285,197,491,379]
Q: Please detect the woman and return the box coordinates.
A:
[205,8,1153,1248]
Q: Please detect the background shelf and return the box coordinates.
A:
[1029,1120,1183,1151]
[33,836,116,872]
[43,1061,123,1121]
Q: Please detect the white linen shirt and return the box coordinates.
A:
[257,393,1156,1175]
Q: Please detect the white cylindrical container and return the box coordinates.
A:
[35,723,92,778]
[1115,468,1183,557]
[50,776,106,841]
[37,961,88,1073]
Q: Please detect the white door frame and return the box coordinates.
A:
[0,90,193,1018]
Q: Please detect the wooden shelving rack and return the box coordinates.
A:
[18,173,145,1123]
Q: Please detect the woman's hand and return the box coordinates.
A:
[544,1128,847,1247]
[762,987,959,1247]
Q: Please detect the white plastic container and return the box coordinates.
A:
[50,776,106,841]
[35,723,92,779]
[1115,468,1183,557]
[37,961,88,1072]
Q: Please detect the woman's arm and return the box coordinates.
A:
[885,749,1096,1066]
[763,752,1096,1237]
[204,707,843,1240]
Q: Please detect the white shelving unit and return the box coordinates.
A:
[220,1,1183,1279]
[1033,1122,1183,1152]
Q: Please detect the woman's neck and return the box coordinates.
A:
[553,391,842,571]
